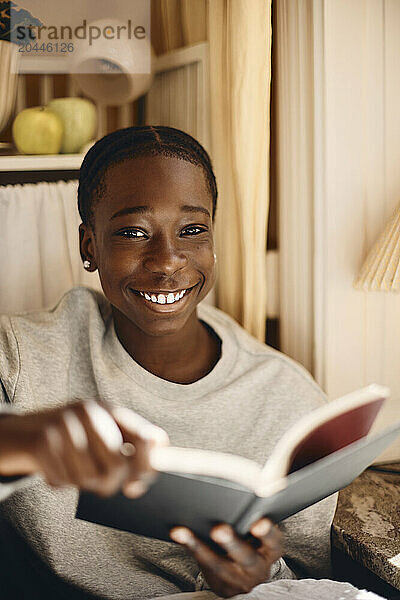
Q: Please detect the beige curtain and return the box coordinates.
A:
[208,1,271,340]
[151,0,207,54]
[151,0,271,341]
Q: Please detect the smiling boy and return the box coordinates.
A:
[80,155,221,384]
[0,126,337,599]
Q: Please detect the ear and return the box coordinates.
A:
[79,223,97,271]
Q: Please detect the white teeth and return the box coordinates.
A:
[138,288,190,304]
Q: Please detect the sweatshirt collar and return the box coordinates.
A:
[104,304,237,401]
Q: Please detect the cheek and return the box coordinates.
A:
[96,242,140,289]
[192,240,213,262]
[194,244,216,289]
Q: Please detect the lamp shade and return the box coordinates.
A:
[354,205,400,292]
[69,18,154,106]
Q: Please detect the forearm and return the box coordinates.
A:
[0,410,37,501]
[0,413,38,476]
[280,493,338,579]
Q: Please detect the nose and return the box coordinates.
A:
[142,235,187,276]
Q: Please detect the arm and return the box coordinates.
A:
[280,493,338,579]
[0,399,169,501]
[170,519,284,598]
[0,383,34,501]
[169,491,337,597]
[0,315,168,501]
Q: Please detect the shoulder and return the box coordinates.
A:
[0,288,111,406]
[1,287,111,349]
[0,287,110,401]
[198,302,327,409]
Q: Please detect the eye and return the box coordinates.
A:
[115,228,147,239]
[181,226,207,236]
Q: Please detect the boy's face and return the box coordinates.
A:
[80,154,216,337]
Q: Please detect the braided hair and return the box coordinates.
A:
[78,125,218,227]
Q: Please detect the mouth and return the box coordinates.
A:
[129,284,198,311]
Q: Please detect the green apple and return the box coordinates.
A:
[12,107,64,155]
[47,97,97,154]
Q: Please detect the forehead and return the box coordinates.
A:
[98,154,211,213]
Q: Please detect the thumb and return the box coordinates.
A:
[109,406,169,447]
[108,406,169,498]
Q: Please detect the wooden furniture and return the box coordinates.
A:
[0,153,83,186]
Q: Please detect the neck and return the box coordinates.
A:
[112,309,221,384]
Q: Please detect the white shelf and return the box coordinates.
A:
[0,153,85,172]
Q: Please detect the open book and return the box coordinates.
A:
[76,384,400,541]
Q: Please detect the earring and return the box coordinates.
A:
[213,253,217,263]
[83,260,91,270]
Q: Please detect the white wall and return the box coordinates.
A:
[277,0,400,460]
[317,0,400,460]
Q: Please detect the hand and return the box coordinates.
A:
[170,518,282,598]
[0,400,169,498]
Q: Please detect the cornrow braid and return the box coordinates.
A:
[78,125,218,226]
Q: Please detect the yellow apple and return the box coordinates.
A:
[12,107,64,155]
[47,97,97,154]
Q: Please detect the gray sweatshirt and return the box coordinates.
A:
[0,288,337,600]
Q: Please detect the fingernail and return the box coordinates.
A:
[211,525,233,544]
[124,481,147,498]
[120,442,136,457]
[251,519,272,537]
[170,527,192,545]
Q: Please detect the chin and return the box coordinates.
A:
[106,280,208,337]
[134,313,193,337]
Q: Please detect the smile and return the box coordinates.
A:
[131,285,196,306]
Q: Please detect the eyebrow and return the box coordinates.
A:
[110,204,211,220]
[181,205,211,218]
[110,206,149,220]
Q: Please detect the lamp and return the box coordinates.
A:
[69,18,154,106]
[354,205,400,291]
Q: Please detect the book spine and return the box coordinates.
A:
[234,494,261,535]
